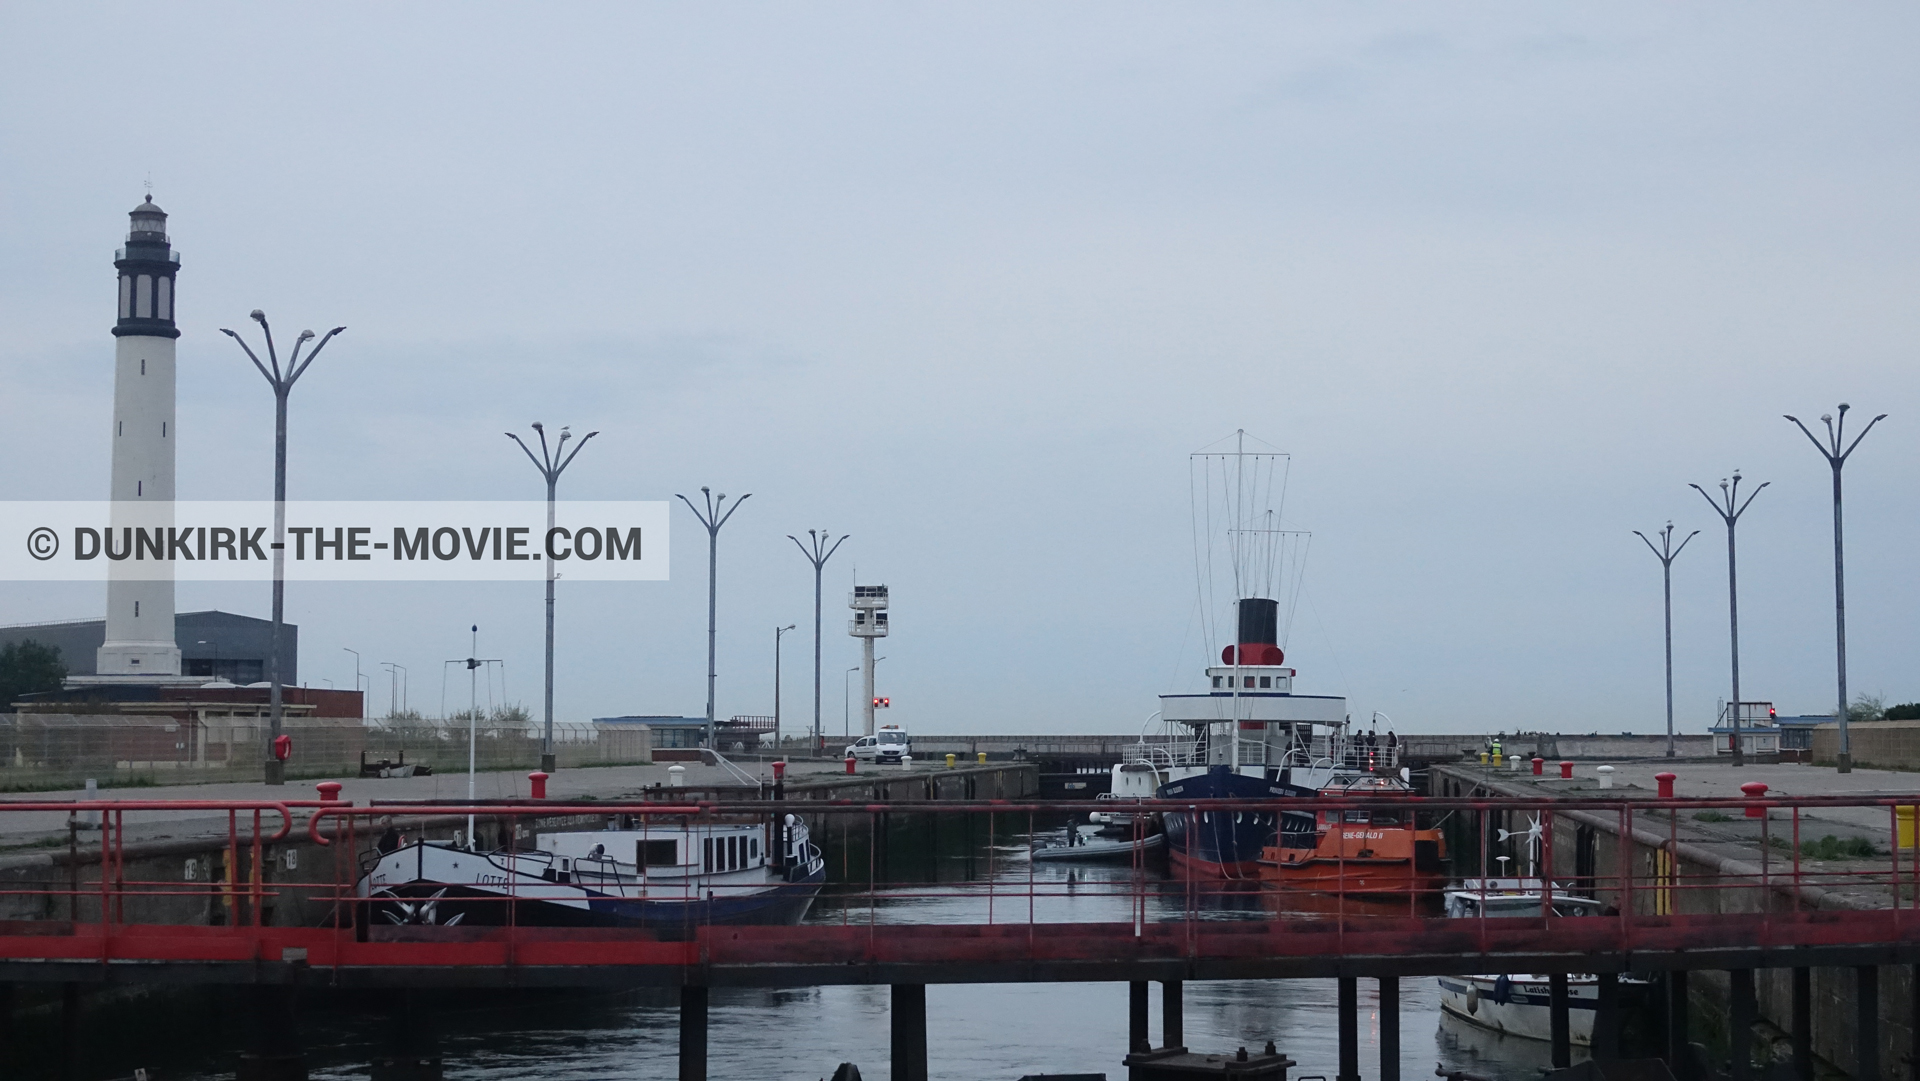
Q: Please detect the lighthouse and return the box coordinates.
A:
[96,198,182,676]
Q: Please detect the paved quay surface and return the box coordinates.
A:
[1451,757,1920,834]
[0,759,860,848]
[1439,757,1920,908]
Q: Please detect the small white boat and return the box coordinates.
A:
[1435,878,1643,1045]
[1029,824,1165,862]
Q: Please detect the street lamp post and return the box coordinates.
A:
[677,488,750,750]
[1633,523,1699,759]
[221,312,345,786]
[1690,472,1769,768]
[343,647,366,710]
[774,624,795,748]
[508,422,600,773]
[844,665,860,740]
[789,530,849,754]
[381,662,408,717]
[1785,404,1887,774]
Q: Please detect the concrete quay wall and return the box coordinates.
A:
[1812,719,1920,771]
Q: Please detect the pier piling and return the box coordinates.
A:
[1337,975,1360,1081]
[1130,981,1150,1051]
[1667,970,1690,1079]
[1791,967,1811,1081]
[1593,973,1620,1063]
[679,985,708,1081]
[1729,969,1756,1081]
[235,983,306,1081]
[61,982,78,1081]
[1550,973,1571,1070]
[1855,967,1880,1081]
[370,990,443,1081]
[1162,979,1183,1048]
[891,983,927,1081]
[1910,965,1920,1081]
[1378,977,1399,1081]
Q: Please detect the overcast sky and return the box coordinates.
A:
[3,4,1917,736]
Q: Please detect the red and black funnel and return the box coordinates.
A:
[1221,597,1284,666]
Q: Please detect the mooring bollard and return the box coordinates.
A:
[1596,765,1615,789]
[1532,757,1544,775]
[900,755,913,771]
[1899,806,1916,851]
[772,760,787,781]
[1479,752,1489,765]
[315,781,343,803]
[977,752,987,765]
[528,771,549,799]
[845,755,857,775]
[1508,754,1521,771]
[1655,772,1676,799]
[1559,760,1575,780]
[946,753,956,769]
[668,764,686,787]
[1742,781,1769,818]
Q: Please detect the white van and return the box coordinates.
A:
[846,725,911,763]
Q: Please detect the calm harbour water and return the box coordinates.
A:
[135,823,1582,1081]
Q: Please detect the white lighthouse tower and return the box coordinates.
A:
[96,198,182,676]
[848,584,888,736]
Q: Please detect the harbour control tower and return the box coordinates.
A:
[97,198,183,677]
[848,584,888,736]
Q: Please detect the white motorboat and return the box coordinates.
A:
[1434,878,1643,1045]
[1029,824,1166,862]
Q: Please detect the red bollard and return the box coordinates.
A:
[1531,757,1544,776]
[315,781,343,803]
[1655,772,1677,799]
[1741,781,1768,818]
[845,755,857,775]
[1559,761,1575,780]
[528,771,549,799]
[772,761,787,781]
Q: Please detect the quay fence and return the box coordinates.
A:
[0,714,651,790]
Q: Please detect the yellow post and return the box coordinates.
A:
[946,753,956,769]
[1479,752,1489,765]
[1492,752,1503,768]
[977,752,988,765]
[1899,806,1916,850]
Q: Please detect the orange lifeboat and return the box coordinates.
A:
[1257,773,1448,900]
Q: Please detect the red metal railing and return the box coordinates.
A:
[0,791,1913,975]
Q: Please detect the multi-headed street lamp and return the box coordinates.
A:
[677,488,750,750]
[1784,404,1887,774]
[1689,472,1768,768]
[508,422,599,773]
[221,311,344,786]
[1633,523,1698,759]
[789,529,849,753]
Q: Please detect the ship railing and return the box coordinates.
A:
[1123,740,1197,768]
[1234,741,1272,767]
